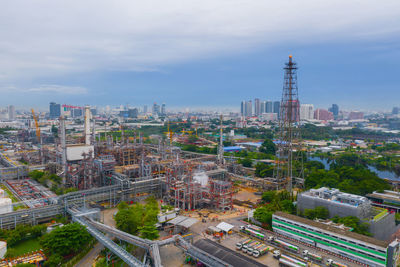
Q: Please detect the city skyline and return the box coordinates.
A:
[0,1,399,110]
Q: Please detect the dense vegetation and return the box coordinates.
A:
[40,223,93,266]
[305,153,390,195]
[253,190,295,229]
[115,197,160,240]
[0,224,46,258]
[332,215,371,236]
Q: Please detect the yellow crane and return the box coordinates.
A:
[31,109,41,143]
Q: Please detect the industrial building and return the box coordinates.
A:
[297,187,399,240]
[272,211,400,267]
[297,187,372,219]
[367,190,400,212]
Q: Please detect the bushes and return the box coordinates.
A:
[303,207,329,220]
[40,223,92,258]
[115,197,160,240]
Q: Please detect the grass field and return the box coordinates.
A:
[11,238,42,256]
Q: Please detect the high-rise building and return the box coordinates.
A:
[128,108,138,118]
[254,98,261,116]
[300,104,314,120]
[273,101,280,118]
[392,107,399,115]
[152,103,160,116]
[245,100,252,117]
[161,103,166,115]
[49,102,61,119]
[240,101,245,116]
[314,108,333,120]
[328,104,339,119]
[8,105,15,120]
[260,101,266,114]
[266,101,273,113]
[143,105,148,114]
[348,111,364,120]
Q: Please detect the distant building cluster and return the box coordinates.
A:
[240,99,280,119]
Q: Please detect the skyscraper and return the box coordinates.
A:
[392,107,399,115]
[260,101,266,114]
[8,105,15,120]
[300,104,314,120]
[143,105,148,114]
[240,101,245,116]
[245,100,252,117]
[152,103,160,115]
[49,102,61,119]
[161,103,166,115]
[328,104,339,119]
[266,101,273,113]
[273,101,280,117]
[254,98,261,116]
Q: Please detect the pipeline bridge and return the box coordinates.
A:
[68,207,232,267]
[0,175,163,229]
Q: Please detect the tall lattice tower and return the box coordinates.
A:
[274,55,303,192]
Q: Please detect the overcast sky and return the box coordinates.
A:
[1,0,399,111]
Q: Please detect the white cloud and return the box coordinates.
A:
[0,0,399,81]
[26,85,88,95]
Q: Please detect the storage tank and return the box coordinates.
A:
[0,241,6,259]
[0,198,12,214]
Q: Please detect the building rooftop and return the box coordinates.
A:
[301,187,369,207]
[274,211,389,248]
[367,190,400,203]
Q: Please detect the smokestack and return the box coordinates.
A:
[84,105,91,145]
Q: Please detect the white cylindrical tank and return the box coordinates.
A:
[0,241,6,259]
[0,189,4,198]
[0,198,12,214]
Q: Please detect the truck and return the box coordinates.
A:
[247,243,264,255]
[235,238,252,250]
[269,236,299,253]
[302,250,322,262]
[242,240,260,253]
[253,244,269,258]
[279,258,306,267]
[240,225,265,240]
[273,250,281,259]
[326,259,348,267]
[280,254,308,267]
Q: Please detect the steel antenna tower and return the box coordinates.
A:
[274,55,303,192]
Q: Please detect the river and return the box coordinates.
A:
[308,156,400,181]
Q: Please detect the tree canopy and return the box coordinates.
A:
[40,223,92,257]
[115,197,160,240]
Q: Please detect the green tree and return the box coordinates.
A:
[280,200,295,214]
[44,254,63,267]
[138,223,159,240]
[255,163,274,178]
[40,223,92,257]
[314,206,329,219]
[259,139,276,155]
[240,158,252,168]
[304,209,316,220]
[117,201,129,210]
[253,207,273,228]
[261,191,276,203]
[115,208,142,234]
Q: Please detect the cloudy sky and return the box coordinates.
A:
[1,0,399,111]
